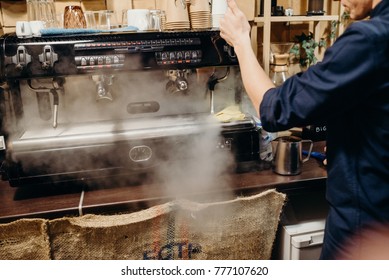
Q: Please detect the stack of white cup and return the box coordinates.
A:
[189,0,211,29]
[211,0,227,28]
[165,0,190,30]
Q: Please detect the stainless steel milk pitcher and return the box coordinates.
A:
[273,136,313,175]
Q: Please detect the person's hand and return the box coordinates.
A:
[219,0,251,48]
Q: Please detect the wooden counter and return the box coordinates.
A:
[0,142,327,223]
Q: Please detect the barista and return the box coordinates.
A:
[219,0,389,259]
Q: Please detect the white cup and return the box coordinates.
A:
[16,21,32,38]
[127,9,150,31]
[211,0,226,28]
[211,0,227,14]
[29,20,45,36]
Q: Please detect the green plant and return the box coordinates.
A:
[341,11,351,23]
[290,32,326,68]
[290,12,349,68]
[329,20,339,40]
[329,11,350,40]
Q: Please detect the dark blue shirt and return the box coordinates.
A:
[260,1,389,259]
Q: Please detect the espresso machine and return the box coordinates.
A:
[0,30,261,188]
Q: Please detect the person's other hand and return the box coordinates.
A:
[219,0,251,48]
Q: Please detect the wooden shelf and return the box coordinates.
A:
[250,1,342,75]
[254,15,339,23]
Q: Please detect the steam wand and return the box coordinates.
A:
[51,77,65,128]
[50,88,59,128]
[207,67,230,114]
[27,78,65,128]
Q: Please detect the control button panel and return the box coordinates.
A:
[74,37,203,69]
[75,54,125,70]
[155,50,202,65]
[74,38,200,51]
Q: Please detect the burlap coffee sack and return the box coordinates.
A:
[49,189,286,260]
[0,219,51,260]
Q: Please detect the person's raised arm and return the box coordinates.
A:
[219,0,275,117]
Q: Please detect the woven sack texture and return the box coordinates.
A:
[0,218,51,260]
[49,189,286,260]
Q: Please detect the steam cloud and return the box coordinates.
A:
[10,68,239,203]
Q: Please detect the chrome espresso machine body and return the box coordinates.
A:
[0,30,261,188]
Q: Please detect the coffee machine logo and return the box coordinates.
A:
[129,145,153,162]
